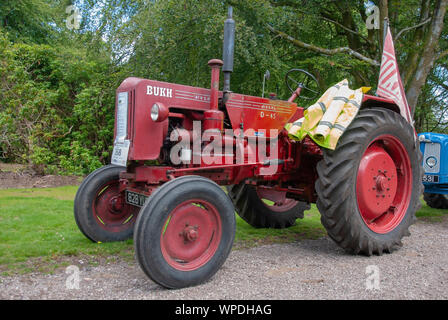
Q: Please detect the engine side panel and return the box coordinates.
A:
[115,77,220,161]
[225,93,300,138]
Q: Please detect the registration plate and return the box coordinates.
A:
[111,140,130,167]
[423,175,439,183]
[125,190,148,207]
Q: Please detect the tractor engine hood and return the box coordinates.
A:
[115,77,221,161]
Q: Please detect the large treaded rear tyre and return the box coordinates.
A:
[315,108,423,255]
[423,193,448,209]
[227,184,310,228]
[134,176,236,289]
[74,165,138,242]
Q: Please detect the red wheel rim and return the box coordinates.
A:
[256,188,298,212]
[93,181,137,233]
[160,199,222,271]
[356,135,412,234]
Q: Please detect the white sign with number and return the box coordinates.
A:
[111,140,130,167]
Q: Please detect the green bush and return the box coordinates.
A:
[0,30,123,175]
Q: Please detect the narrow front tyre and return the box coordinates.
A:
[134,176,236,289]
[74,165,139,242]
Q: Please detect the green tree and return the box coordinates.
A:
[0,0,71,44]
[261,0,447,132]
[1,0,447,174]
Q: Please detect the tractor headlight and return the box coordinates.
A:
[426,156,437,168]
[151,104,160,121]
[150,102,169,122]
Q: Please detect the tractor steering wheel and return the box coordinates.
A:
[285,69,321,101]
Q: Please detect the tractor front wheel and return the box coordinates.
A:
[315,108,423,255]
[74,165,139,242]
[134,176,236,289]
[423,193,448,209]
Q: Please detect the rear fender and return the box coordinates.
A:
[361,95,400,114]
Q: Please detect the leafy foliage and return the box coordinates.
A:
[0,28,125,174]
[0,0,446,174]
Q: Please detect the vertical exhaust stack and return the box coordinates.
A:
[223,6,235,94]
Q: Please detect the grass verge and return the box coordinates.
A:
[416,197,447,222]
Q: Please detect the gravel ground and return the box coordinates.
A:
[1,218,447,300]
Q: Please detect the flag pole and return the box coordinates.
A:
[383,18,389,50]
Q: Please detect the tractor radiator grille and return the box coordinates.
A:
[423,142,441,173]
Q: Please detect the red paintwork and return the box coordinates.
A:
[160,199,222,271]
[226,93,298,139]
[116,77,223,161]
[208,59,223,111]
[287,87,302,103]
[135,166,171,184]
[357,144,398,221]
[363,94,395,104]
[153,102,169,122]
[256,187,298,211]
[114,71,403,210]
[356,135,412,234]
[203,109,224,131]
[92,180,138,233]
[116,76,306,160]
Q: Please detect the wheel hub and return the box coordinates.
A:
[93,181,137,232]
[161,200,222,271]
[357,144,398,222]
[375,175,387,192]
[182,225,199,242]
[108,196,124,214]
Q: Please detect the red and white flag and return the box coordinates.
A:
[377,26,413,124]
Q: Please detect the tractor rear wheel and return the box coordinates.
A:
[315,108,423,255]
[74,165,139,242]
[134,176,235,289]
[423,193,448,209]
[227,184,310,228]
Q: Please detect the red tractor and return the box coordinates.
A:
[74,8,423,289]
